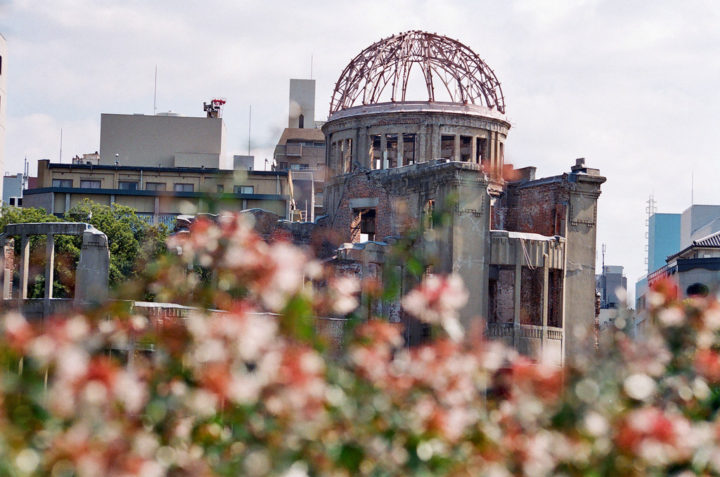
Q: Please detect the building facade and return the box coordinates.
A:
[681,204,720,250]
[274,79,326,221]
[99,111,229,169]
[319,31,605,365]
[3,173,24,206]
[24,160,293,225]
[596,265,628,309]
[648,213,681,275]
[638,204,720,310]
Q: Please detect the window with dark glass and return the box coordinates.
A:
[145,182,167,191]
[234,185,254,194]
[118,181,138,191]
[80,180,101,189]
[174,183,194,192]
[52,179,73,188]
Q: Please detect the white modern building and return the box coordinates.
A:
[99,111,230,169]
[0,33,7,203]
[3,173,24,206]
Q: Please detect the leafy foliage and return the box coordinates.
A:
[0,211,719,476]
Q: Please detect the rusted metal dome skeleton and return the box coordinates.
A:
[329,31,505,115]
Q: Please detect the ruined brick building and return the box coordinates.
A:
[320,31,605,365]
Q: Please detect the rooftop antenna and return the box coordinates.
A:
[59,128,63,164]
[691,170,694,205]
[310,54,313,79]
[644,194,657,270]
[153,65,158,115]
[203,98,226,118]
[248,105,252,156]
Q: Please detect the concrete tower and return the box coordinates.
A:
[288,79,315,129]
[0,33,6,204]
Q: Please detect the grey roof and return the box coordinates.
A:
[692,230,720,247]
[665,229,720,263]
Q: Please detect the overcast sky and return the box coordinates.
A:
[2,0,720,297]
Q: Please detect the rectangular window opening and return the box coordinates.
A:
[79,180,101,189]
[145,182,166,191]
[440,135,455,160]
[370,135,382,170]
[118,181,138,191]
[234,185,254,194]
[385,134,398,169]
[52,179,73,188]
[477,137,487,165]
[460,136,473,162]
[403,134,416,166]
[174,183,194,192]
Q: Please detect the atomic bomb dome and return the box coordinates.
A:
[322,31,510,179]
[329,30,505,115]
[320,31,605,364]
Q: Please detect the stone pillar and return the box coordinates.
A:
[1,239,13,300]
[380,134,388,169]
[19,234,29,302]
[43,234,55,318]
[562,162,606,362]
[416,130,426,164]
[44,234,55,299]
[471,136,478,163]
[454,134,461,162]
[443,166,492,332]
[541,252,549,360]
[513,245,522,349]
[431,125,441,160]
[397,133,404,166]
[365,131,373,169]
[483,133,491,168]
[74,227,110,307]
[154,197,160,225]
[0,237,6,300]
[352,129,360,169]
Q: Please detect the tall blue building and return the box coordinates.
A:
[648,213,681,275]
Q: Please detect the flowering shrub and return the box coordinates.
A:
[1,212,720,476]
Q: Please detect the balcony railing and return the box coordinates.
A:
[485,322,563,340]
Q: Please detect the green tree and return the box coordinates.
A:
[0,201,168,297]
[64,199,168,288]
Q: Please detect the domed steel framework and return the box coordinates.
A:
[329,31,505,115]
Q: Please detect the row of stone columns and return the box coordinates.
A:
[0,225,110,319]
[329,130,505,174]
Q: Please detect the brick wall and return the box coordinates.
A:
[328,174,394,244]
[494,180,568,237]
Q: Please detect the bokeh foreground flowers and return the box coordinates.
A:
[1,212,720,476]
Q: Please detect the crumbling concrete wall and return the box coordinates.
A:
[325,161,492,332]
